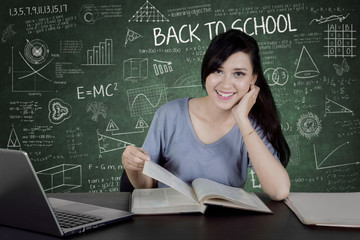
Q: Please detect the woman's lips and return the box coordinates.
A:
[216,90,235,100]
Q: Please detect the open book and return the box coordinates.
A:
[285,192,360,228]
[131,161,272,215]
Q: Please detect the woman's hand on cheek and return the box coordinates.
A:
[232,84,260,122]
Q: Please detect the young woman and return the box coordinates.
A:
[122,29,291,200]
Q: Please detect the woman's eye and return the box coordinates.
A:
[214,70,223,74]
[234,72,244,77]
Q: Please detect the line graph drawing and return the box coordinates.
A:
[313,142,359,170]
[127,84,167,117]
[128,0,169,22]
[325,95,353,116]
[11,39,55,93]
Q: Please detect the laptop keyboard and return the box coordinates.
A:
[54,210,103,229]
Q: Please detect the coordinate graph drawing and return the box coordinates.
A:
[11,39,54,93]
[313,142,360,170]
[324,24,356,58]
[127,84,167,117]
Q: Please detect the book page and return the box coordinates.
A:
[142,161,198,203]
[192,178,271,212]
[131,188,205,214]
[285,192,360,227]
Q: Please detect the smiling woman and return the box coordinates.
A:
[122,29,291,201]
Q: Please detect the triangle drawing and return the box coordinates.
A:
[125,28,143,47]
[294,46,320,79]
[97,131,133,154]
[128,1,169,22]
[135,117,148,129]
[325,96,353,115]
[7,126,21,148]
[106,119,120,132]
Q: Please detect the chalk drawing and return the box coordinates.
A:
[324,23,356,58]
[127,84,167,117]
[37,164,82,193]
[48,98,72,125]
[7,125,21,148]
[309,13,350,25]
[296,112,322,139]
[83,39,114,65]
[313,142,360,170]
[125,28,143,47]
[264,67,289,86]
[325,95,353,116]
[333,58,349,76]
[128,1,169,23]
[294,46,320,78]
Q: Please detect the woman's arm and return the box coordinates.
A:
[232,84,290,201]
[238,119,290,200]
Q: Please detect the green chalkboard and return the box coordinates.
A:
[0,0,359,193]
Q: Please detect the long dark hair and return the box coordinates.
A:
[201,29,290,167]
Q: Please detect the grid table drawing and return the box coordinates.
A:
[127,84,167,117]
[324,24,356,58]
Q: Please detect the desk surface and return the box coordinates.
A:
[1,192,359,240]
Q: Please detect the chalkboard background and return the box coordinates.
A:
[1,0,359,193]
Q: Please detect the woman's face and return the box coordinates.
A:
[205,51,257,111]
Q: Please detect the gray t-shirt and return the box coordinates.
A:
[142,98,278,188]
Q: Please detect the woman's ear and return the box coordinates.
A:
[251,74,258,85]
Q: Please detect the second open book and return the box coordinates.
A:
[131,161,272,215]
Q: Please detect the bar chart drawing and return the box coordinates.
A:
[83,39,114,65]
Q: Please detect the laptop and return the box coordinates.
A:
[0,148,133,237]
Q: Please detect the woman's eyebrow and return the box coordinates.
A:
[233,67,248,71]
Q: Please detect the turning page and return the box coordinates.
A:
[142,161,198,203]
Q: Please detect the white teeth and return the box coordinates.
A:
[216,90,234,97]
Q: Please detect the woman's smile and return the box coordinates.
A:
[215,90,236,100]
